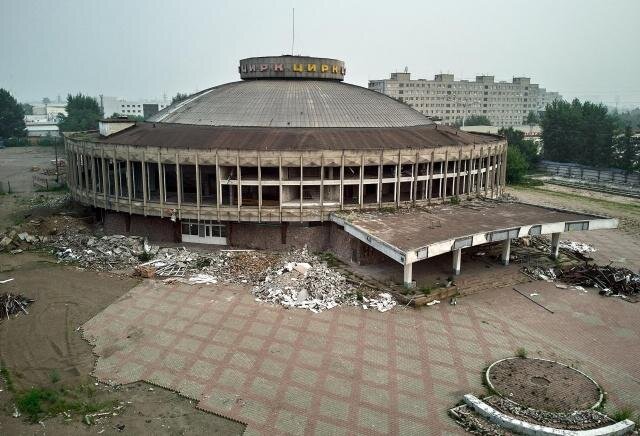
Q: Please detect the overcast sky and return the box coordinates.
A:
[1,0,639,108]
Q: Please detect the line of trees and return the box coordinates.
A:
[541,99,638,170]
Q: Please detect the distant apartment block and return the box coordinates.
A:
[101,96,170,119]
[369,72,561,127]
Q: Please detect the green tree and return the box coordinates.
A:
[21,103,33,115]
[0,88,26,138]
[506,147,528,184]
[58,94,103,132]
[499,127,540,169]
[526,111,540,126]
[42,97,50,105]
[541,99,615,167]
[614,125,639,171]
[172,92,190,104]
[455,115,491,127]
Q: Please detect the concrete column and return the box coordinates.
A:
[215,153,221,221]
[320,154,325,217]
[427,151,434,203]
[101,151,107,205]
[501,238,511,265]
[443,150,449,200]
[453,248,462,275]
[339,154,344,209]
[141,154,147,215]
[257,153,262,222]
[91,156,97,206]
[476,148,483,194]
[376,156,382,206]
[126,158,132,213]
[359,155,364,208]
[551,232,561,259]
[395,151,401,206]
[403,263,413,288]
[196,153,201,221]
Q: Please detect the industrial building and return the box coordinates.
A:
[64,55,614,285]
[368,71,561,127]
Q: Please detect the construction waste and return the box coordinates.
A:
[253,248,396,313]
[1,220,397,313]
[516,237,596,258]
[1,293,34,320]
[522,263,640,302]
[557,240,596,256]
[559,264,640,301]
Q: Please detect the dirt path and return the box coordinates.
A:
[0,252,245,435]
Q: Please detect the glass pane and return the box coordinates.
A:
[181,224,189,234]
[205,226,210,237]
[190,224,198,235]
[198,225,205,237]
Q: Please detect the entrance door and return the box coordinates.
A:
[181,219,227,245]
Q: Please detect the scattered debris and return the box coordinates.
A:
[559,264,640,301]
[521,266,557,282]
[1,293,35,320]
[426,299,440,306]
[0,278,15,284]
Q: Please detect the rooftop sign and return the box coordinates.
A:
[239,56,345,81]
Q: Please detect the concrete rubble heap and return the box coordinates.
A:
[253,247,396,313]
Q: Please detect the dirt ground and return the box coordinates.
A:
[0,252,245,435]
[0,146,59,193]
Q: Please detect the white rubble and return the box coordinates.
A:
[253,248,396,313]
[558,240,596,255]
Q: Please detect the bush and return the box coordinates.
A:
[515,347,528,358]
[506,147,528,184]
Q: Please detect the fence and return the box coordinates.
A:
[538,160,640,187]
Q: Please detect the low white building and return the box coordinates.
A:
[101,96,169,119]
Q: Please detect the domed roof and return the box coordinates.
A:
[148,80,433,128]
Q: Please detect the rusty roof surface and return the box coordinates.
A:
[335,202,602,252]
[82,122,502,151]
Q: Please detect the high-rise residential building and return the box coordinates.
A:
[368,72,561,127]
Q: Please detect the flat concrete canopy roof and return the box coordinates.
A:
[331,201,618,265]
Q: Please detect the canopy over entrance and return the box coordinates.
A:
[330,201,618,286]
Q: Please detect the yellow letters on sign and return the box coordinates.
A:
[307,64,317,72]
[293,64,304,72]
[321,64,329,73]
[332,65,339,74]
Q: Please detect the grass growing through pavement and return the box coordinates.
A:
[610,406,636,423]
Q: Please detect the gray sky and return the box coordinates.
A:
[2,0,639,108]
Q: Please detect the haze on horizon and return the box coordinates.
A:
[1,0,639,109]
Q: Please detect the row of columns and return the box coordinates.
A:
[68,148,507,208]
[403,232,562,287]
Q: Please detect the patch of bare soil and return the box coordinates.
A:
[487,358,601,412]
[0,252,245,435]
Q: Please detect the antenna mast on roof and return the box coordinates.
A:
[291,8,295,55]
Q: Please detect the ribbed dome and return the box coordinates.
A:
[148,80,433,128]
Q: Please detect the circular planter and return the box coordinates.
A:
[485,357,603,412]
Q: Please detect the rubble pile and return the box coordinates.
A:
[55,235,158,271]
[557,240,596,256]
[559,264,640,300]
[253,248,396,313]
[0,230,47,254]
[1,293,34,320]
[484,396,612,430]
[516,237,596,258]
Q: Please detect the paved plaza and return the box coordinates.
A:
[83,229,640,435]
